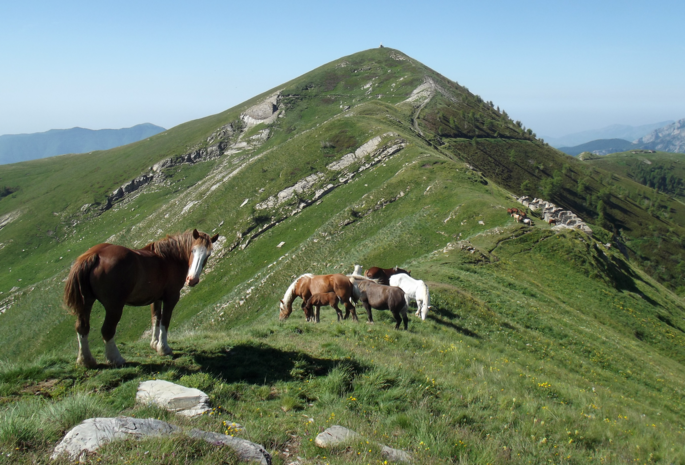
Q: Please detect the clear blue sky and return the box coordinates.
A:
[1,0,683,138]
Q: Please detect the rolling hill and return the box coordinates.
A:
[1,48,685,464]
[0,123,166,165]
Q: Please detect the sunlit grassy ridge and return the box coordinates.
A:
[1,48,685,463]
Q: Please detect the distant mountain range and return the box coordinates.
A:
[557,138,637,156]
[543,121,673,148]
[557,119,685,156]
[0,123,166,165]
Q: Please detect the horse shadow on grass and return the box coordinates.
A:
[187,343,366,385]
[427,306,481,339]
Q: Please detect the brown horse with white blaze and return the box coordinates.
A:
[279,274,358,321]
[63,229,218,368]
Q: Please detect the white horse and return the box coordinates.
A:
[389,273,431,320]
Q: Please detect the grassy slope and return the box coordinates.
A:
[1,48,685,464]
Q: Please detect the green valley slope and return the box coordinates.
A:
[1,48,685,464]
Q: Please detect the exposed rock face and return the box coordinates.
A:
[242,92,281,127]
[188,429,272,465]
[518,196,592,236]
[136,380,212,417]
[255,173,325,210]
[635,119,685,153]
[401,77,457,106]
[0,210,20,231]
[50,417,179,460]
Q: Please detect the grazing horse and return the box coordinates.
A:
[279,274,358,321]
[63,229,219,368]
[389,273,431,320]
[304,292,342,323]
[365,266,411,285]
[349,276,408,329]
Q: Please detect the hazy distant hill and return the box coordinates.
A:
[544,120,673,148]
[0,123,165,164]
[558,138,636,156]
[635,118,685,153]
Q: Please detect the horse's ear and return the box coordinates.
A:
[210,234,219,243]
[192,229,200,239]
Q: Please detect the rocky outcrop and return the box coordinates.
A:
[135,380,212,417]
[242,92,281,128]
[518,196,592,236]
[634,118,685,153]
[101,94,284,211]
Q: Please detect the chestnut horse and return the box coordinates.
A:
[304,292,341,323]
[64,229,218,368]
[279,274,358,321]
[349,276,408,329]
[365,266,411,285]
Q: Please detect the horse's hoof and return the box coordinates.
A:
[77,356,98,369]
[366,321,374,325]
[157,345,173,356]
[150,340,159,350]
[106,356,126,367]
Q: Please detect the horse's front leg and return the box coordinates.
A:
[316,305,321,323]
[150,301,162,350]
[157,296,178,356]
[361,300,373,324]
[332,301,343,321]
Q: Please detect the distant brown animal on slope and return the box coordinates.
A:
[304,292,341,323]
[279,274,358,321]
[548,218,557,225]
[64,229,218,368]
[349,276,409,329]
[365,266,411,286]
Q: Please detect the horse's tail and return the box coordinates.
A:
[63,250,99,316]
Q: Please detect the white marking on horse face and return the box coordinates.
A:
[186,245,210,286]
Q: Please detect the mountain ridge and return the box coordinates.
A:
[543,120,674,148]
[1,48,685,463]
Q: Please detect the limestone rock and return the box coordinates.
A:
[50,417,178,461]
[188,429,272,465]
[315,425,359,447]
[136,380,211,417]
[381,445,412,463]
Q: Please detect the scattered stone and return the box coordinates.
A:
[136,380,211,417]
[277,242,285,248]
[188,429,272,464]
[315,425,359,447]
[381,445,412,463]
[51,417,178,461]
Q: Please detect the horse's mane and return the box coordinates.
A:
[142,231,194,262]
[282,273,314,307]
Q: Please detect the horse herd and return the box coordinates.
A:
[63,230,431,368]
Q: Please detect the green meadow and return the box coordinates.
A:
[1,48,684,464]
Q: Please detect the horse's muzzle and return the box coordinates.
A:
[186,276,199,287]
